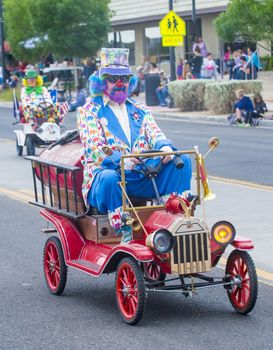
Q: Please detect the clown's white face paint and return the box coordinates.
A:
[105,78,129,104]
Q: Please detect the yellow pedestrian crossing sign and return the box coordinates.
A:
[160,10,186,47]
[160,11,186,37]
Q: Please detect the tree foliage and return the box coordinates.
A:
[4,0,111,62]
[214,0,273,44]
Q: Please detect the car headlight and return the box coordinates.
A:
[211,221,236,246]
[146,229,174,254]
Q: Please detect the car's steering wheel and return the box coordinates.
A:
[132,149,184,178]
[35,101,55,115]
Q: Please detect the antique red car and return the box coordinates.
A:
[27,132,258,325]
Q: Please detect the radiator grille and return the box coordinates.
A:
[171,231,211,275]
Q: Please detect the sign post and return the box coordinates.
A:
[160,8,186,81]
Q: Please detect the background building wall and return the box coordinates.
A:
[110,0,229,25]
[202,14,221,57]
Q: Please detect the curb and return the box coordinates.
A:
[0,102,13,108]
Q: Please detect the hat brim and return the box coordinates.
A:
[99,66,132,77]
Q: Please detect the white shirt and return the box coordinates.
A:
[108,100,131,145]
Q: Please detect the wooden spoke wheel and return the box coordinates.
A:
[43,236,67,295]
[115,257,146,325]
[225,249,258,314]
[143,261,166,284]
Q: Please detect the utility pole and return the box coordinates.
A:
[192,0,196,40]
[169,0,176,81]
[0,0,7,87]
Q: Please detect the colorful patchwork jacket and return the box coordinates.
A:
[77,95,173,204]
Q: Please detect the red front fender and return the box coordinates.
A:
[231,235,254,250]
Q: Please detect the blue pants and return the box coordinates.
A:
[87,155,192,214]
[156,86,169,106]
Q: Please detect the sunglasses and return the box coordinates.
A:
[106,75,131,84]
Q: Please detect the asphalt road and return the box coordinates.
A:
[1,197,272,350]
[2,106,273,186]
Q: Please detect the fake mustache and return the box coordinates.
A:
[111,86,126,93]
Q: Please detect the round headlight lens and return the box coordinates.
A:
[146,229,174,254]
[211,221,236,246]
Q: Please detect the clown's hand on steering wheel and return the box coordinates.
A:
[160,145,174,164]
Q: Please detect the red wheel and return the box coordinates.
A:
[143,261,166,283]
[115,257,146,325]
[225,250,258,314]
[43,236,67,295]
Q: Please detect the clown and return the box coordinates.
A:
[77,48,192,243]
[21,69,59,125]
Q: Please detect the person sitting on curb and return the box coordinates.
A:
[156,70,169,107]
[77,48,192,244]
[228,89,254,127]
[68,84,87,112]
[251,93,268,126]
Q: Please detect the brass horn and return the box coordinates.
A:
[121,213,142,231]
[199,155,216,200]
[203,137,219,159]
[208,137,219,149]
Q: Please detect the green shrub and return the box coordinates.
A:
[259,55,273,71]
[205,80,262,114]
[168,80,212,111]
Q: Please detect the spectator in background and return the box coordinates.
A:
[234,89,254,126]
[9,74,19,88]
[251,93,268,126]
[185,72,193,80]
[183,60,192,79]
[82,57,97,88]
[176,58,184,79]
[136,65,145,93]
[68,84,87,112]
[201,53,218,79]
[141,56,151,92]
[142,56,151,75]
[149,62,160,74]
[238,56,253,80]
[189,46,203,79]
[233,49,243,79]
[18,62,27,77]
[193,36,208,58]
[246,48,260,79]
[44,53,54,68]
[224,46,235,79]
[156,70,169,107]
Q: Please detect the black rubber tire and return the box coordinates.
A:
[16,138,23,156]
[43,236,67,295]
[26,137,35,156]
[115,257,146,325]
[225,249,258,314]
